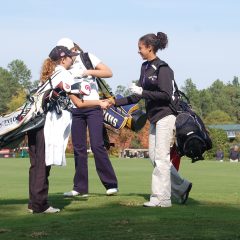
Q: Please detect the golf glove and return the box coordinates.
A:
[129,83,143,95]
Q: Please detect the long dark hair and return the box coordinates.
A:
[139,32,168,53]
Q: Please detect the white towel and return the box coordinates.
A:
[44,110,72,166]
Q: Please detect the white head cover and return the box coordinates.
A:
[56,38,74,50]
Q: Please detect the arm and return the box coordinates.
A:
[130,66,173,102]
[141,66,173,102]
[113,94,141,107]
[68,94,110,109]
[84,62,113,78]
[141,90,170,102]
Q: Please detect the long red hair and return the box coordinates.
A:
[40,58,59,83]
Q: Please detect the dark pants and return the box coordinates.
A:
[71,107,118,193]
[28,127,51,213]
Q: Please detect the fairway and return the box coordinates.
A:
[0,157,240,240]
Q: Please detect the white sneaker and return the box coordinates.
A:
[106,188,118,196]
[79,194,89,198]
[143,196,172,207]
[63,190,88,198]
[43,206,60,213]
[63,190,80,197]
[28,208,33,214]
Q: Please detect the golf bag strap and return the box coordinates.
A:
[80,51,114,98]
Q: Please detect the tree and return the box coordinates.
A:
[114,80,138,97]
[115,85,128,96]
[181,78,201,115]
[0,67,18,114]
[7,60,32,90]
[204,128,229,160]
[198,89,215,118]
[204,110,232,124]
[7,89,27,112]
[232,76,239,87]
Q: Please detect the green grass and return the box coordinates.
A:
[0,157,240,240]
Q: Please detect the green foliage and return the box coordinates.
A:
[181,78,201,115]
[7,89,27,112]
[205,110,233,124]
[204,128,229,160]
[0,60,33,114]
[7,60,32,89]
[115,83,134,97]
[0,67,19,114]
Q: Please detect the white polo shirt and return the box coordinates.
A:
[69,53,101,102]
[51,65,75,89]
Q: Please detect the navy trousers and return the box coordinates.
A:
[71,107,118,193]
[28,127,51,213]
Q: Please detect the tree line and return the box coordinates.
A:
[1,59,239,124]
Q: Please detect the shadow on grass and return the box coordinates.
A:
[0,194,240,240]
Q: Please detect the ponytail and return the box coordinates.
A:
[139,32,168,53]
[40,58,57,83]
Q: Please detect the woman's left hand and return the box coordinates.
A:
[129,83,143,95]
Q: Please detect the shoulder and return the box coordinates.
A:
[54,66,73,82]
[153,57,168,68]
[154,58,173,75]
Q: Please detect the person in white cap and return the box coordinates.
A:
[57,38,118,198]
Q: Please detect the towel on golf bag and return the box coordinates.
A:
[44,109,71,166]
[103,94,147,132]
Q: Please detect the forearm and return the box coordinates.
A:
[114,94,141,106]
[85,62,113,78]
[142,90,170,102]
[85,69,113,78]
[69,94,100,108]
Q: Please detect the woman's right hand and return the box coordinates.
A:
[99,100,111,109]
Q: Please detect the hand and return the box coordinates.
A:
[107,97,115,106]
[81,70,89,77]
[129,83,143,95]
[99,100,111,109]
[82,70,94,78]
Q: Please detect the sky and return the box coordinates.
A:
[0,0,239,92]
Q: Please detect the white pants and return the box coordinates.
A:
[149,115,190,201]
[149,115,190,200]
[149,115,176,202]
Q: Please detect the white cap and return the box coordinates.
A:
[56,37,74,50]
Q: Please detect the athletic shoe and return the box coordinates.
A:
[106,188,118,196]
[63,190,88,198]
[43,206,60,213]
[28,208,33,214]
[180,183,192,204]
[143,195,172,207]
